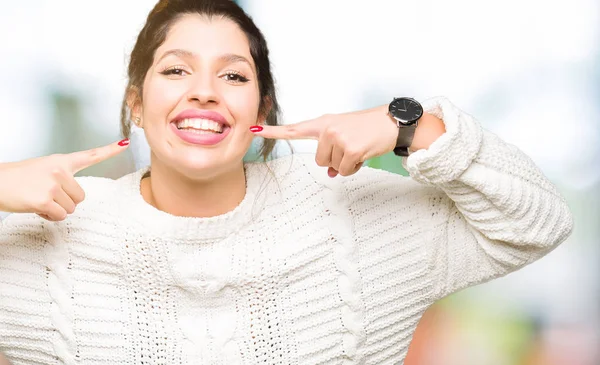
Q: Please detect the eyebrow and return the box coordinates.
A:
[157,48,195,62]
[157,48,253,68]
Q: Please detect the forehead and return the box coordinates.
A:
[156,14,252,63]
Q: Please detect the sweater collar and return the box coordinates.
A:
[119,162,269,242]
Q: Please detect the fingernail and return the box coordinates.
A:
[249,126,263,133]
[118,139,130,146]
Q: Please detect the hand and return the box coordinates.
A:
[0,140,130,221]
[252,105,398,177]
[0,352,11,365]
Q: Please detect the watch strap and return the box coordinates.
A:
[393,124,417,157]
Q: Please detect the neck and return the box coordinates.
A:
[141,160,247,218]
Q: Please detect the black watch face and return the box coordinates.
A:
[389,97,423,125]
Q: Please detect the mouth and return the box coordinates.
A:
[170,109,232,146]
[171,109,231,133]
[174,118,228,134]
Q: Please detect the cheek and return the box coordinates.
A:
[226,88,261,126]
[139,78,183,153]
[143,77,187,120]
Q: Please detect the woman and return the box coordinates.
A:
[0,0,573,364]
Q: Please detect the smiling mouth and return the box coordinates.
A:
[174,118,226,134]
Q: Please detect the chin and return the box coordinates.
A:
[171,152,244,180]
[150,136,249,179]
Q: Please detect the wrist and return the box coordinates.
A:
[410,112,445,152]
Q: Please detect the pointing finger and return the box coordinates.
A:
[68,139,130,174]
[251,120,321,140]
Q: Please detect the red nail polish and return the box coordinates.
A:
[249,126,263,133]
[118,139,130,146]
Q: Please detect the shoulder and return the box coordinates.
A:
[66,169,143,222]
[248,153,340,188]
[74,175,123,210]
[74,167,144,205]
[1,173,128,230]
[250,153,440,199]
[245,153,317,184]
[265,153,421,188]
[75,175,119,198]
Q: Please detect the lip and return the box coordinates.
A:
[171,109,230,127]
[170,109,231,146]
[170,123,231,146]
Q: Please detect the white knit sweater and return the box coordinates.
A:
[0,98,573,365]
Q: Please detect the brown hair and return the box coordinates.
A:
[120,0,280,160]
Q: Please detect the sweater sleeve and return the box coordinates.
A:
[341,97,573,301]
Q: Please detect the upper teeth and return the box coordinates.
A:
[176,118,224,133]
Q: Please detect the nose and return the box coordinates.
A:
[186,73,219,105]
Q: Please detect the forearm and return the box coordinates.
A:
[405,97,573,248]
[398,97,573,299]
[439,131,572,247]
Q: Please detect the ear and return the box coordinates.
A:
[126,86,143,127]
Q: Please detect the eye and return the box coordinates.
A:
[159,66,189,77]
[222,71,249,84]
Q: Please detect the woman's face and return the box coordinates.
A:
[138,14,262,179]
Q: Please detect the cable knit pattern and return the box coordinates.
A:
[0,97,573,365]
[44,222,76,364]
[309,170,367,364]
[172,246,243,364]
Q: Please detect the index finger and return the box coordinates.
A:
[253,119,321,140]
[68,139,130,174]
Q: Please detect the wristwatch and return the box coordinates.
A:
[388,97,423,157]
